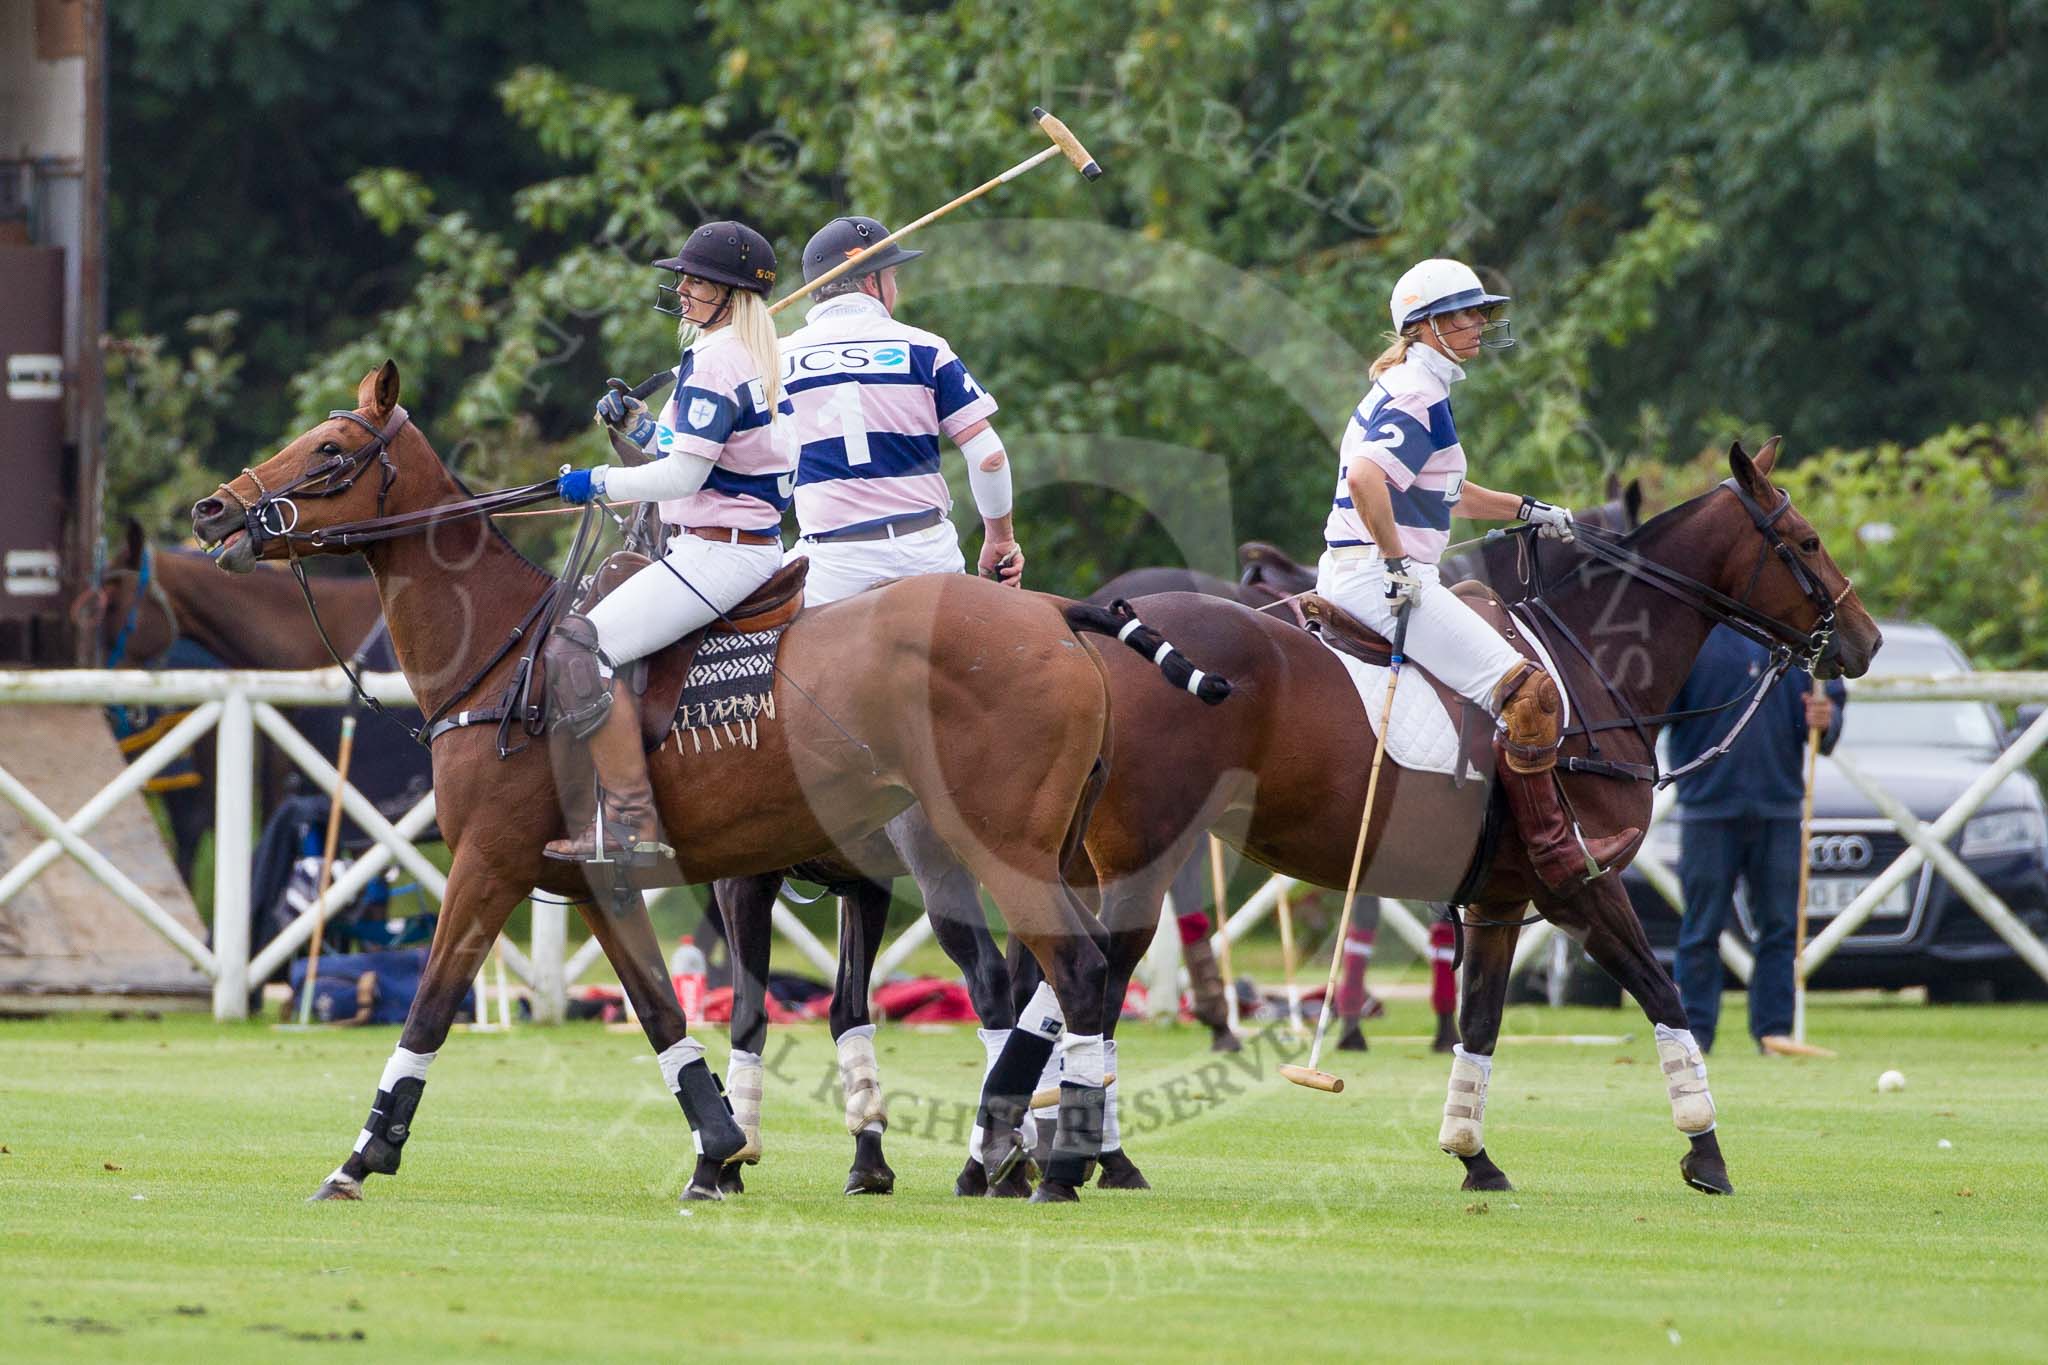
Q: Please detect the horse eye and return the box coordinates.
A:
[318,442,341,455]
[1800,537,1819,554]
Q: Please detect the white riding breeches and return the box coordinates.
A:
[1316,548,1525,711]
[788,519,966,606]
[586,533,783,666]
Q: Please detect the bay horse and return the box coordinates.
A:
[77,521,423,883]
[987,441,1877,1196]
[191,362,1222,1205]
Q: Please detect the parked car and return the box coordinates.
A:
[1531,622,2048,1005]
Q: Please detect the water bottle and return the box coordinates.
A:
[671,941,708,1020]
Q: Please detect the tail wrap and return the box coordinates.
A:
[1063,600,1232,705]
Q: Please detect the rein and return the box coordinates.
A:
[1505,479,1850,788]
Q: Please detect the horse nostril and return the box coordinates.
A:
[193,497,222,521]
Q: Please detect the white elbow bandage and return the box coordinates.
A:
[961,428,1012,519]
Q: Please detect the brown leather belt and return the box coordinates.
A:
[804,508,945,545]
[684,526,779,547]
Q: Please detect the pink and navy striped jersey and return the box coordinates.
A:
[605,330,796,537]
[1323,344,1469,564]
[780,295,998,537]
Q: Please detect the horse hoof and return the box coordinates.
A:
[1680,1151,1734,1195]
[1337,1022,1369,1053]
[717,1165,745,1196]
[844,1166,896,1196]
[1095,1148,1151,1190]
[1457,1150,1513,1192]
[954,1158,989,1197]
[986,1162,1036,1199]
[681,1182,724,1202]
[1210,1027,1243,1053]
[308,1175,362,1202]
[1028,1179,1080,1204]
[984,1133,1026,1188]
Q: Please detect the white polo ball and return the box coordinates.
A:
[1877,1069,1906,1093]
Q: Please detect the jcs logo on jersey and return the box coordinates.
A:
[784,342,913,380]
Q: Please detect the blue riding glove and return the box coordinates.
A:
[594,382,656,446]
[557,467,605,505]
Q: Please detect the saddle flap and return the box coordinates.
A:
[1300,593,1394,667]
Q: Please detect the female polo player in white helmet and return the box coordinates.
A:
[1318,257,1637,892]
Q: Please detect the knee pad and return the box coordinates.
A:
[544,613,615,739]
[1493,661,1561,771]
[1655,1024,1717,1135]
[1437,1045,1491,1157]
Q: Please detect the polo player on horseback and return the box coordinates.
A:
[548,220,796,866]
[1318,257,1639,892]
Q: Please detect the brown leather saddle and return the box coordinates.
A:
[1298,582,1542,779]
[575,553,809,752]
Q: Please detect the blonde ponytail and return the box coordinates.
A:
[1368,332,1414,381]
[729,290,784,410]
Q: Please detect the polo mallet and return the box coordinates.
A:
[768,106,1102,318]
[295,713,357,1026]
[1281,601,1413,1093]
[1207,835,1241,1033]
[1763,713,1835,1058]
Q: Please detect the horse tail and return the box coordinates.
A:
[1063,599,1233,705]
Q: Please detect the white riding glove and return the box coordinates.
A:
[1383,555,1421,608]
[1518,496,1576,541]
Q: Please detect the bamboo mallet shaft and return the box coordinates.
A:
[1282,603,1412,1094]
[1208,834,1240,1034]
[768,107,1102,317]
[297,713,357,1026]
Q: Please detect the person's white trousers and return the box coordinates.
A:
[587,534,783,665]
[1315,547,1523,711]
[789,519,966,606]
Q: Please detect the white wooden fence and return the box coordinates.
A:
[3,667,2046,1023]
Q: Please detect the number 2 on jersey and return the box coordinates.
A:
[827,384,871,466]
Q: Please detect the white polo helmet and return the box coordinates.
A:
[1389,257,1511,332]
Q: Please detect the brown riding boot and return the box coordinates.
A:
[544,677,673,868]
[1494,665,1639,894]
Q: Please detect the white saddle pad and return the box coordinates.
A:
[1315,608,1564,781]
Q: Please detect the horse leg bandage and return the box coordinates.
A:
[1101,1040,1122,1154]
[656,1037,707,1094]
[346,1046,436,1178]
[1045,1081,1107,1187]
[1655,1024,1717,1135]
[673,1058,746,1167]
[1437,1045,1493,1157]
[973,993,1060,1167]
[836,1025,887,1135]
[727,1047,765,1161]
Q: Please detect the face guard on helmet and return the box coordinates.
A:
[1389,257,1514,351]
[653,220,778,324]
[801,215,922,286]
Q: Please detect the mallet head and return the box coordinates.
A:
[1280,1064,1344,1094]
[1032,106,1103,180]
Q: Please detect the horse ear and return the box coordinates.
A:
[358,360,401,417]
[123,518,145,570]
[1605,471,1622,501]
[1624,478,1643,526]
[1755,434,1783,477]
[1728,440,1768,498]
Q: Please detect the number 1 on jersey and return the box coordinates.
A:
[827,384,871,466]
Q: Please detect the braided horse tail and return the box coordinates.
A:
[1063,599,1232,705]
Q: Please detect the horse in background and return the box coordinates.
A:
[77,520,430,883]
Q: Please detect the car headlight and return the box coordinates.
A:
[1959,808,2048,859]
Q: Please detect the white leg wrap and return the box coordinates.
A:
[655,1037,705,1095]
[376,1046,436,1093]
[836,1024,887,1135]
[1437,1045,1493,1157]
[1655,1024,1717,1135]
[977,1027,1011,1079]
[1017,980,1064,1042]
[1101,1040,1122,1152]
[1061,1032,1107,1089]
[727,1047,764,1162]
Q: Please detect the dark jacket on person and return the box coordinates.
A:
[1667,625,1847,822]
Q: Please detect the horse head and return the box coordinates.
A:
[1579,472,1645,537]
[1689,438,1880,678]
[192,361,431,572]
[72,519,181,666]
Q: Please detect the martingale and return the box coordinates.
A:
[668,624,783,753]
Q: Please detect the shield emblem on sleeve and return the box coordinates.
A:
[687,397,717,430]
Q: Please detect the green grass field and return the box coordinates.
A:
[5,998,2045,1362]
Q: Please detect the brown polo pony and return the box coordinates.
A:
[191,362,1215,1204]
[1006,441,1878,1196]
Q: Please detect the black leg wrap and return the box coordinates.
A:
[356,1077,425,1177]
[674,1060,747,1168]
[979,1029,1055,1183]
[1042,1081,1105,1188]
